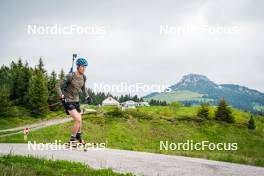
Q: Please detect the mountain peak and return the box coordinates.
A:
[145,73,264,112]
[180,74,211,83]
[170,73,217,90]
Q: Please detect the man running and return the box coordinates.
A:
[55,57,92,145]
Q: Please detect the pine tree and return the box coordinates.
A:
[248,115,256,129]
[28,69,49,115]
[0,85,12,116]
[197,103,210,119]
[10,60,20,102]
[20,62,31,104]
[161,101,167,106]
[0,65,12,91]
[132,95,139,102]
[215,99,235,123]
[148,99,167,106]
[37,57,46,73]
[48,70,57,93]
[47,70,59,110]
[119,95,124,102]
[59,69,65,80]
[9,59,31,105]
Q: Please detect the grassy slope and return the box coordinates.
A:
[0,154,132,176]
[253,105,264,112]
[144,90,214,102]
[0,106,263,167]
[0,106,65,130]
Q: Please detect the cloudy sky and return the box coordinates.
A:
[0,0,263,96]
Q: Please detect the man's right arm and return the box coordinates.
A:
[55,79,65,97]
[55,73,71,98]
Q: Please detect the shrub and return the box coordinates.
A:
[197,103,210,119]
[215,99,235,123]
[106,107,129,119]
[248,115,256,129]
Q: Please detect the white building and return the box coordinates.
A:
[136,102,150,107]
[121,100,137,109]
[102,97,120,106]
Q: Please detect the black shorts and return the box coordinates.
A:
[61,100,81,115]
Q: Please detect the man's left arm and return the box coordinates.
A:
[81,79,92,104]
[81,82,89,99]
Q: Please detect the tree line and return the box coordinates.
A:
[0,58,63,115]
[197,99,256,129]
[0,58,166,116]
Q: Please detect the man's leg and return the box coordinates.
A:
[68,109,82,137]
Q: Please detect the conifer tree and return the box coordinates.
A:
[59,69,65,80]
[197,103,210,119]
[47,70,59,110]
[248,115,256,129]
[215,99,235,123]
[28,68,49,115]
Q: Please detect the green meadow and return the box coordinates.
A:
[0,154,133,176]
[1,105,263,167]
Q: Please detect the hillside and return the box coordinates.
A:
[1,105,264,167]
[144,74,264,113]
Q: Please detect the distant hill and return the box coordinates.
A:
[144,74,264,113]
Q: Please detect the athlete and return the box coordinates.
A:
[55,57,92,145]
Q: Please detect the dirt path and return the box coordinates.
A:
[0,108,96,138]
[0,118,72,137]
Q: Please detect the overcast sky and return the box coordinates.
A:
[0,0,263,96]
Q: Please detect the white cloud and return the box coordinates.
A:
[0,0,263,96]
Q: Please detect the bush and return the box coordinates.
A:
[197,104,210,119]
[106,107,129,119]
[215,99,235,123]
[248,115,256,129]
[127,109,153,120]
[169,102,182,114]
